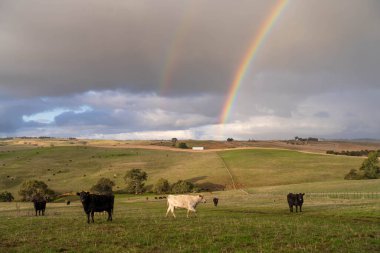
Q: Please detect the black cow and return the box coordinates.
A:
[213,197,219,207]
[66,200,71,205]
[76,191,114,223]
[287,193,305,212]
[32,197,46,216]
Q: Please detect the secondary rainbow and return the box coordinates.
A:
[219,0,289,124]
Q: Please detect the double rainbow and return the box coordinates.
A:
[219,0,289,124]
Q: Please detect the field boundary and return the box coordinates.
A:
[217,153,237,190]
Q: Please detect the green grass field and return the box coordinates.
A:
[0,143,379,252]
[0,192,379,252]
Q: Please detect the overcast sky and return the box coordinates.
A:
[1,0,379,140]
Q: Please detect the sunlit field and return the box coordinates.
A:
[0,191,379,252]
[0,142,379,252]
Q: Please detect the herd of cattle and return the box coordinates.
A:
[31,192,305,223]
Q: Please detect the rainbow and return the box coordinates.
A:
[219,0,289,124]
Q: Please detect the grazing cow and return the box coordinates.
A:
[32,197,46,216]
[76,191,114,223]
[66,200,71,205]
[166,194,206,218]
[212,197,219,207]
[287,193,305,212]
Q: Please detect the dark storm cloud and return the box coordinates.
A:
[0,0,379,139]
[0,0,272,97]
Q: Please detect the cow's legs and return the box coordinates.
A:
[42,209,45,216]
[87,213,90,223]
[289,205,293,212]
[299,205,302,212]
[187,207,196,218]
[107,210,112,221]
[296,205,298,213]
[166,206,171,217]
[170,207,176,218]
[91,211,95,223]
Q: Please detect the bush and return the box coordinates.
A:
[360,151,380,179]
[227,138,234,142]
[0,191,14,202]
[124,169,148,194]
[90,178,115,195]
[171,180,199,194]
[18,180,55,201]
[153,178,170,194]
[344,169,362,180]
[178,143,188,149]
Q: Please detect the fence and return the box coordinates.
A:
[306,192,380,199]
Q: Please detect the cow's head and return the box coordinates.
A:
[76,191,90,203]
[297,193,305,203]
[198,194,206,203]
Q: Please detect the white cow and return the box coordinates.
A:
[166,194,206,218]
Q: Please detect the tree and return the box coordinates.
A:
[124,169,148,194]
[227,138,234,142]
[153,178,170,194]
[171,138,178,147]
[0,191,14,202]
[171,180,198,194]
[360,151,380,179]
[178,142,188,149]
[90,178,115,195]
[18,180,55,201]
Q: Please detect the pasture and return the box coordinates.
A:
[0,191,379,252]
[0,140,379,252]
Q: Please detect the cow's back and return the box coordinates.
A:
[89,194,114,212]
[167,195,194,208]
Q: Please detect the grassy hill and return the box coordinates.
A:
[1,142,378,198]
[0,140,379,252]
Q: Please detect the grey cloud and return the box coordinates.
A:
[0,1,379,139]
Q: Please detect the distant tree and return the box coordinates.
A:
[360,151,380,179]
[90,178,115,195]
[171,180,198,194]
[178,142,188,149]
[227,138,234,142]
[0,191,14,202]
[153,178,170,194]
[18,180,55,201]
[124,169,148,194]
[171,138,178,147]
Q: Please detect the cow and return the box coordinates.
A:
[32,197,46,216]
[166,194,206,218]
[66,200,71,205]
[212,197,219,207]
[287,193,305,212]
[76,191,114,223]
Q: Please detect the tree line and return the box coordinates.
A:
[327,149,380,157]
[1,168,200,202]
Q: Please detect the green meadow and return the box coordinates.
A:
[0,144,379,252]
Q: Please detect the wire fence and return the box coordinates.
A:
[244,191,380,199]
[306,192,380,199]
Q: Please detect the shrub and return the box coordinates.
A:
[153,178,170,194]
[344,169,362,180]
[171,180,199,194]
[178,143,188,149]
[90,178,115,195]
[18,180,55,201]
[124,169,148,194]
[360,151,380,179]
[0,191,14,202]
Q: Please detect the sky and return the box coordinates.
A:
[1,0,379,140]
